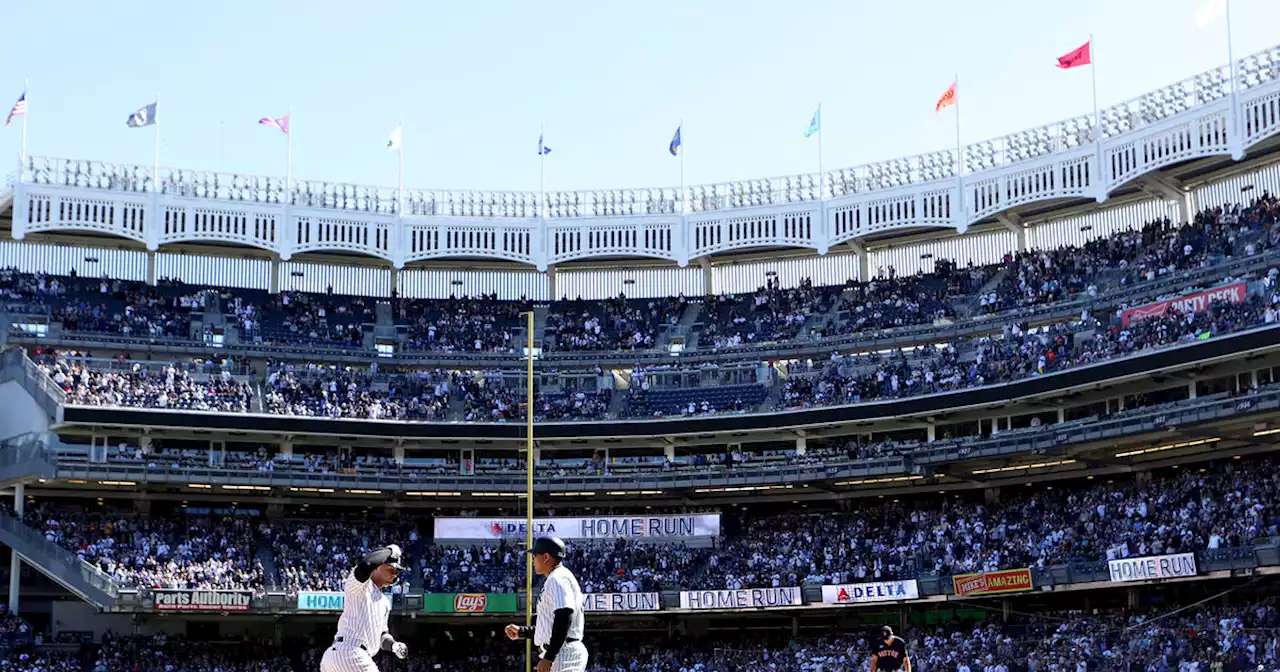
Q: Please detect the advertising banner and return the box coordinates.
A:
[678,587,802,611]
[1108,553,1198,582]
[952,569,1034,597]
[154,589,253,612]
[819,580,920,605]
[296,591,345,611]
[423,593,518,613]
[434,514,721,541]
[1121,282,1247,327]
[583,592,661,612]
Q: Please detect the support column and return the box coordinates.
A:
[393,443,405,465]
[279,441,293,458]
[926,422,936,443]
[846,240,871,281]
[269,254,282,294]
[1189,380,1198,399]
[1056,406,1066,424]
[983,487,1000,505]
[547,266,558,301]
[390,267,400,297]
[139,435,153,455]
[1136,174,1193,224]
[698,257,713,296]
[9,484,23,615]
[146,251,158,286]
[996,213,1028,252]
[663,445,675,462]
[795,434,807,456]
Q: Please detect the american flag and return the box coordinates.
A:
[258,114,289,134]
[5,91,25,127]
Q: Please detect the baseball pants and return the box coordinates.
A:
[320,645,379,672]
[544,641,589,672]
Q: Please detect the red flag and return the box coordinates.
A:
[935,81,957,114]
[1056,41,1092,69]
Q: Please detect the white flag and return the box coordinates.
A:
[386,123,403,152]
[1194,0,1227,29]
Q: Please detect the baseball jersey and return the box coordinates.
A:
[333,569,391,651]
[534,564,584,646]
[872,635,909,671]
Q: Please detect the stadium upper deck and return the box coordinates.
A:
[0,45,1278,295]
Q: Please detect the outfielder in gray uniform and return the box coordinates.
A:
[320,544,409,672]
[505,537,588,672]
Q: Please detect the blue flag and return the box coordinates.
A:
[669,125,682,156]
[804,106,820,138]
[126,102,157,128]
[538,133,551,156]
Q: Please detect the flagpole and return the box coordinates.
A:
[1089,37,1107,204]
[817,104,824,200]
[1225,0,1242,158]
[19,78,28,173]
[539,121,546,219]
[397,119,405,215]
[679,118,686,215]
[286,103,293,203]
[954,74,965,232]
[1089,36,1100,135]
[153,92,161,194]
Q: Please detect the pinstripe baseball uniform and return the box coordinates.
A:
[536,564,587,672]
[319,569,391,672]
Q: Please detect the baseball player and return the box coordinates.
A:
[504,536,588,672]
[869,625,911,672]
[320,544,409,672]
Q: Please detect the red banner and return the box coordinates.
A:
[1056,41,1092,69]
[1120,282,1248,327]
[952,568,1033,597]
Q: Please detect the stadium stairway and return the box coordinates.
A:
[517,305,549,351]
[963,266,1011,317]
[255,530,280,589]
[0,515,121,610]
[662,302,703,351]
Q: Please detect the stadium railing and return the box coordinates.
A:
[87,539,1280,615]
[21,383,1280,492]
[0,511,120,610]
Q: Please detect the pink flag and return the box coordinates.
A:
[1056,41,1092,69]
[259,114,290,134]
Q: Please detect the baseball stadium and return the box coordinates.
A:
[2,1,1280,670]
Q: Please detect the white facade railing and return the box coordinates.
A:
[9,46,1280,272]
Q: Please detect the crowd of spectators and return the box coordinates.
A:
[265,518,420,593]
[397,294,527,353]
[239,290,370,348]
[585,601,1280,671]
[34,268,1277,421]
[90,634,293,672]
[37,355,252,412]
[701,277,839,348]
[780,286,1276,412]
[0,650,78,672]
[20,451,1276,595]
[699,454,1278,590]
[262,362,450,420]
[25,505,264,590]
[546,295,688,351]
[833,270,958,336]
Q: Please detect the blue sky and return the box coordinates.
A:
[2,0,1275,194]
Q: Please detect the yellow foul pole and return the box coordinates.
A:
[524,310,535,670]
